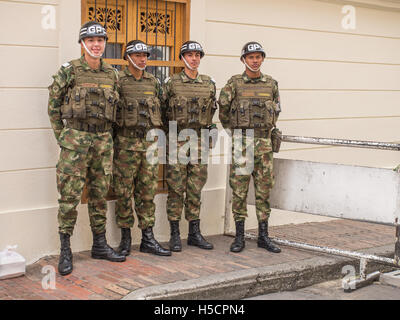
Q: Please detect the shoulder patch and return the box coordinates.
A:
[164,76,170,84]
[62,62,71,68]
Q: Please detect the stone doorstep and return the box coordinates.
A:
[380,270,400,288]
[123,244,397,300]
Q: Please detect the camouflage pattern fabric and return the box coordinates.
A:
[48,56,119,140]
[229,137,274,222]
[162,70,216,221]
[218,72,280,130]
[218,72,280,223]
[48,56,118,235]
[166,139,208,221]
[113,135,159,229]
[56,128,113,235]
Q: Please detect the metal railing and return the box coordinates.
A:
[234,135,400,290]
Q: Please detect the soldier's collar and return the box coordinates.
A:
[124,68,151,80]
[79,55,106,72]
[242,71,267,83]
[181,70,202,83]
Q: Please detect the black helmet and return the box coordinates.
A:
[124,40,150,59]
[78,21,108,43]
[240,41,266,60]
[179,41,205,59]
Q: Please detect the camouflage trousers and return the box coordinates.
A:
[166,138,208,221]
[56,127,113,236]
[113,135,158,230]
[229,137,274,222]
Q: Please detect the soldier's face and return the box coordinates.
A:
[243,53,264,71]
[82,36,106,57]
[129,52,148,69]
[183,51,201,70]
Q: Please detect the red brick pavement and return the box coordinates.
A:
[0,219,396,300]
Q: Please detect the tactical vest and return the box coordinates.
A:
[60,59,118,125]
[167,74,216,128]
[117,71,162,129]
[230,75,277,130]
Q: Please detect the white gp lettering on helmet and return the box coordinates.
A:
[188,43,202,50]
[135,43,147,51]
[248,43,261,51]
[88,25,104,34]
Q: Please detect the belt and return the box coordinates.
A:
[177,126,209,135]
[117,127,147,138]
[66,121,111,133]
[233,128,271,138]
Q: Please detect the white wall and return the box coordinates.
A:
[0,0,399,264]
[198,0,400,231]
[0,0,83,264]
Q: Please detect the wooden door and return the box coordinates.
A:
[80,0,190,201]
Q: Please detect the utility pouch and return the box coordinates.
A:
[124,98,139,127]
[104,89,118,122]
[198,97,211,127]
[147,97,163,127]
[72,87,87,119]
[237,100,250,128]
[172,96,188,126]
[271,127,282,153]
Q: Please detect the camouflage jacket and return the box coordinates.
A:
[161,70,217,131]
[115,68,164,130]
[47,56,119,140]
[218,72,281,129]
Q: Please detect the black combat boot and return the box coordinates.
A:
[187,220,214,250]
[91,232,126,262]
[230,220,245,253]
[169,220,182,252]
[257,221,281,253]
[58,233,73,276]
[117,228,132,256]
[140,227,171,256]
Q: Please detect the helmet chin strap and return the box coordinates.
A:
[242,58,261,73]
[82,39,106,59]
[127,55,146,71]
[181,55,197,71]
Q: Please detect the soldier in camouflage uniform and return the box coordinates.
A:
[113,40,171,257]
[163,41,218,252]
[218,42,281,254]
[48,21,126,276]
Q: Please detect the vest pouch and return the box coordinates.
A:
[124,98,139,127]
[61,88,73,119]
[147,97,163,127]
[116,103,124,127]
[264,100,276,129]
[251,98,266,129]
[271,127,282,153]
[104,88,117,122]
[198,97,212,127]
[72,87,87,119]
[237,99,251,128]
[173,96,188,126]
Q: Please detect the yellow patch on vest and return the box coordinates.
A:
[100,84,113,89]
[143,91,154,95]
[257,93,271,97]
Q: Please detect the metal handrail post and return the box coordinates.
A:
[282,135,400,151]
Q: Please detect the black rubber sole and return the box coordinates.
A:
[91,253,126,262]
